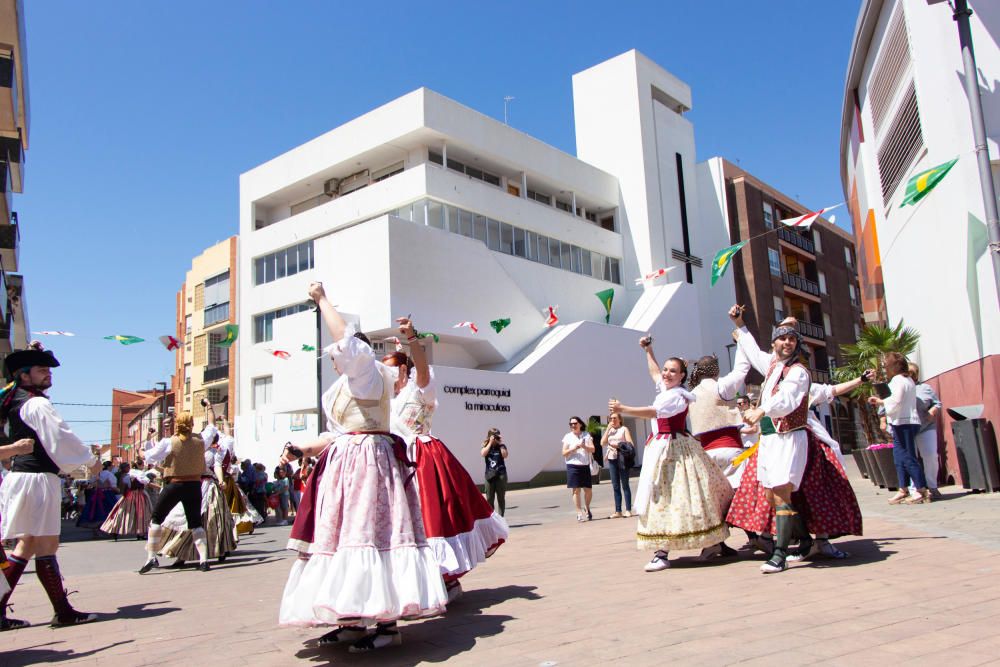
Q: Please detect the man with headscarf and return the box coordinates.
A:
[730,306,812,574]
[0,343,101,628]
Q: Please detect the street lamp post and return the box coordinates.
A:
[155,381,168,440]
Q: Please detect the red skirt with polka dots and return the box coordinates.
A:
[725,431,862,538]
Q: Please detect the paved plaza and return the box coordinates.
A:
[4,466,1000,666]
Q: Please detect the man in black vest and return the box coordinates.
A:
[0,344,101,629]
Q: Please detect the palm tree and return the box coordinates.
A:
[833,321,921,446]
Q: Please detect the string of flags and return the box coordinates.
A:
[453,321,478,334]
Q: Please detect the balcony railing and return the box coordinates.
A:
[797,320,825,340]
[809,368,832,383]
[0,221,19,272]
[777,227,815,255]
[782,272,820,296]
[203,364,229,383]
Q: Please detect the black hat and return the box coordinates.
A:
[4,348,60,380]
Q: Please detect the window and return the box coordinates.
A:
[428,150,443,166]
[208,331,229,368]
[254,241,314,286]
[608,258,621,284]
[486,218,500,251]
[253,303,312,343]
[204,271,229,307]
[527,189,551,206]
[193,334,207,366]
[252,377,272,409]
[185,314,192,334]
[768,248,781,276]
[849,284,859,306]
[600,215,615,232]
[785,254,800,275]
[524,230,536,261]
[813,232,823,253]
[427,200,444,229]
[763,202,774,229]
[473,215,488,245]
[823,314,832,336]
[537,234,550,265]
[556,200,572,213]
[586,211,597,223]
[549,238,562,268]
[844,246,855,268]
[512,227,527,257]
[194,283,205,310]
[773,297,784,320]
[371,161,403,183]
[580,248,592,277]
[818,271,827,294]
[207,387,224,405]
[204,302,230,326]
[500,222,513,254]
[854,323,862,341]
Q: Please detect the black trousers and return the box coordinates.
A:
[152,480,203,529]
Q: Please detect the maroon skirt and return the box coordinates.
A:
[725,430,863,538]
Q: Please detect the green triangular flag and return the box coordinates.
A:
[214,324,239,348]
[104,335,144,345]
[710,241,747,287]
[490,318,511,334]
[900,157,958,207]
[416,332,439,343]
[301,344,316,352]
[595,288,614,324]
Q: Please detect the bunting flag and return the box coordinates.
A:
[490,318,511,334]
[301,344,316,352]
[416,332,440,343]
[543,306,559,327]
[104,335,144,345]
[264,348,291,360]
[595,288,614,324]
[710,241,747,287]
[900,158,958,207]
[779,203,843,229]
[453,321,479,334]
[33,331,76,337]
[383,336,403,351]
[214,324,239,348]
[634,267,675,285]
[158,335,180,351]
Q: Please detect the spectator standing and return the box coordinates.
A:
[273,468,291,525]
[602,413,634,518]
[562,417,595,522]
[250,463,269,521]
[480,428,508,517]
[869,352,929,504]
[910,363,943,499]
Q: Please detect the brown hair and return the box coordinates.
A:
[907,362,920,382]
[883,352,909,378]
[381,351,414,372]
[174,412,193,437]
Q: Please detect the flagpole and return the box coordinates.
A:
[951,0,1000,309]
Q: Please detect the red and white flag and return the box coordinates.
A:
[453,321,479,334]
[158,335,180,351]
[634,266,676,285]
[383,336,403,351]
[543,306,559,327]
[33,330,75,336]
[780,203,843,229]
[263,348,291,360]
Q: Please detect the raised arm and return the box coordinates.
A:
[729,304,772,374]
[608,399,656,419]
[640,335,660,384]
[398,317,431,389]
[718,343,751,400]
[310,282,348,343]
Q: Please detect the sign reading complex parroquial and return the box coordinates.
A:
[442,385,513,412]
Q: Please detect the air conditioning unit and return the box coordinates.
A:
[323,178,341,197]
[338,169,370,196]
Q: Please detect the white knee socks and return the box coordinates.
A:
[192,527,209,564]
[146,524,162,559]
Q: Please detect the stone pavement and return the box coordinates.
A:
[3,466,1000,667]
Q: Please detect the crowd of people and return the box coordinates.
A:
[0,286,946,651]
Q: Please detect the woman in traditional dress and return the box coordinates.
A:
[385,317,508,602]
[76,461,118,530]
[100,467,152,540]
[154,410,237,568]
[725,312,864,561]
[278,283,447,652]
[609,336,733,572]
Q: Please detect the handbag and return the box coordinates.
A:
[484,466,499,482]
[589,457,601,476]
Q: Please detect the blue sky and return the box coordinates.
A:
[16,1,861,444]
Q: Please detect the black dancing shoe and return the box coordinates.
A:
[197,562,211,572]
[138,557,159,574]
[0,616,30,631]
[51,611,98,627]
[166,559,187,569]
[318,625,368,646]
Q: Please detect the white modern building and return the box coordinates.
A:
[235,51,740,482]
[840,0,1000,483]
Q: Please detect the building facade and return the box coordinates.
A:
[109,389,158,465]
[705,158,865,449]
[0,0,30,359]
[840,0,1000,482]
[234,51,744,482]
[127,390,175,460]
[174,237,238,423]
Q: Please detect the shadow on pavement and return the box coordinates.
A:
[506,523,542,529]
[110,601,181,621]
[1,640,135,666]
[293,585,540,665]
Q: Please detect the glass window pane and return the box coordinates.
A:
[610,258,621,284]
[264,256,275,283]
[550,238,562,268]
[592,252,604,278]
[500,223,514,254]
[512,227,526,257]
[276,249,288,279]
[427,200,444,229]
[537,234,549,265]
[524,230,535,260]
[460,210,474,238]
[255,257,266,285]
[298,242,310,272]
[474,214,488,245]
[486,218,500,251]
[580,249,592,276]
[558,241,571,269]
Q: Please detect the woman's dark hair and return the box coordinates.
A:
[353,331,372,347]
[381,351,414,373]
[569,416,585,428]
[665,357,688,385]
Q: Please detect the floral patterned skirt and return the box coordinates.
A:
[636,434,733,552]
[726,430,863,538]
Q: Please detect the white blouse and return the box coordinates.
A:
[883,374,919,425]
[653,382,697,418]
[19,397,97,473]
[562,431,593,466]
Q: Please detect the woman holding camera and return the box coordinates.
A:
[602,413,633,518]
[481,429,508,516]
